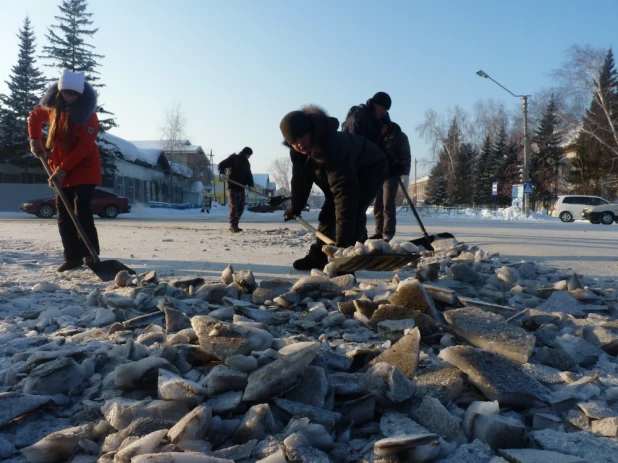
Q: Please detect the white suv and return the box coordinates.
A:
[582,202,618,225]
[551,195,609,222]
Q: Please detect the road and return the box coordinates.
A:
[1,212,617,281]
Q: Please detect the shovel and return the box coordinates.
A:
[39,157,136,281]
[398,178,457,251]
[223,176,291,208]
[295,216,420,273]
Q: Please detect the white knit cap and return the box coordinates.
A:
[58,69,85,94]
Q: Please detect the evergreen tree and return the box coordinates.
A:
[474,134,494,206]
[0,16,48,175]
[425,161,448,206]
[492,124,512,206]
[41,0,119,177]
[530,95,563,206]
[449,143,476,206]
[570,48,618,198]
[499,141,520,207]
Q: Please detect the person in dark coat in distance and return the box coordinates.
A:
[280,105,389,271]
[371,116,412,241]
[218,147,254,233]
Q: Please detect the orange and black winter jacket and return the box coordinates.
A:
[28,82,102,188]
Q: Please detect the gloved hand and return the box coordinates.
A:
[284,207,299,222]
[389,161,405,177]
[48,168,67,187]
[30,139,45,158]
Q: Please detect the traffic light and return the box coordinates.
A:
[517,165,524,183]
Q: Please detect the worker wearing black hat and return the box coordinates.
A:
[218,147,254,233]
[341,92,404,238]
[341,91,392,150]
[279,105,389,271]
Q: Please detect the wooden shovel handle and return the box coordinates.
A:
[294,216,336,245]
[39,156,101,263]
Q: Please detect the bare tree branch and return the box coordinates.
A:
[269,156,292,194]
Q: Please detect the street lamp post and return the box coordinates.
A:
[476,70,530,216]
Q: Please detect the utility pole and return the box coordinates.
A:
[521,95,529,216]
[476,69,531,216]
[413,158,418,202]
[209,149,215,203]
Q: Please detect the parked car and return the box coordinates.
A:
[551,195,609,222]
[20,188,131,219]
[582,202,618,225]
[247,202,276,213]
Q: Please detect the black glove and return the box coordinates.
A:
[284,207,299,222]
[389,161,405,177]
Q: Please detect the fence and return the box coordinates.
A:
[0,183,56,212]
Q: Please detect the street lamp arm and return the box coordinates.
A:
[476,69,525,98]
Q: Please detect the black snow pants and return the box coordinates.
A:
[306,160,389,260]
[373,175,400,237]
[56,184,100,261]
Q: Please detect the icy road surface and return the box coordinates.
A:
[1,206,617,284]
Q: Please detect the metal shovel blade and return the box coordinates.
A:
[329,253,421,273]
[268,195,291,208]
[410,232,457,251]
[86,260,136,282]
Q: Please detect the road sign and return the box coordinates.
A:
[491,182,498,196]
[523,183,533,194]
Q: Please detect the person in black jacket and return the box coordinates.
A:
[218,147,254,233]
[280,105,389,270]
[341,91,391,150]
[342,91,404,235]
[371,117,412,241]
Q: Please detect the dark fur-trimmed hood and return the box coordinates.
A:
[282,105,339,149]
[40,81,98,125]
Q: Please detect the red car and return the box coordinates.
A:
[247,201,276,213]
[20,188,131,219]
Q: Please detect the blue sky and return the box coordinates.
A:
[1,0,616,177]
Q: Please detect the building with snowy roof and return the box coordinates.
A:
[131,140,213,193]
[99,133,191,204]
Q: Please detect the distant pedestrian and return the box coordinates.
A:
[279,105,389,270]
[371,117,412,240]
[28,69,102,272]
[218,147,254,232]
[201,194,212,213]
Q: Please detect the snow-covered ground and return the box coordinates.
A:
[1,204,617,291]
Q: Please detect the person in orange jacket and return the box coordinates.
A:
[28,69,102,272]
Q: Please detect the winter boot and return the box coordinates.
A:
[293,254,328,271]
[229,226,241,233]
[85,256,95,266]
[293,244,328,271]
[368,232,383,240]
[57,259,84,272]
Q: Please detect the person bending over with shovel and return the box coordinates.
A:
[218,147,254,233]
[279,106,389,271]
[28,69,102,273]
